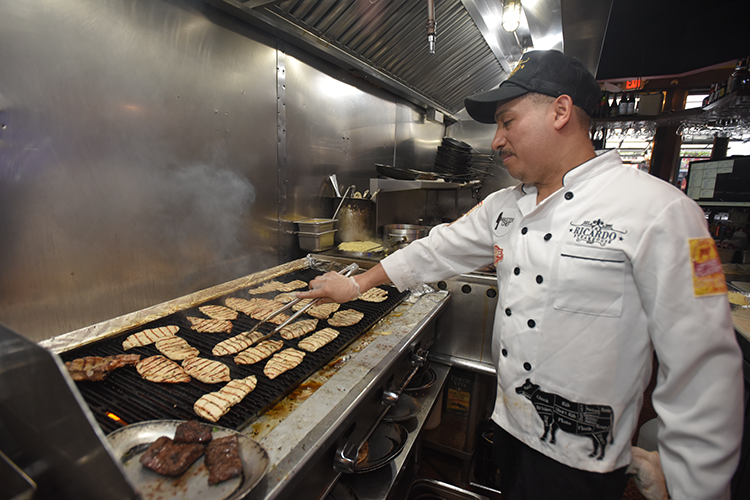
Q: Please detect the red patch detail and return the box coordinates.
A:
[494,245,504,265]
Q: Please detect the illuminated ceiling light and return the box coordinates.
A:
[502,0,522,33]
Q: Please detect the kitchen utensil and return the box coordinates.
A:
[295,218,337,233]
[384,224,430,245]
[332,185,353,220]
[329,174,342,197]
[298,229,337,251]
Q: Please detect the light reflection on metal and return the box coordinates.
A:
[426,0,437,54]
[502,0,522,32]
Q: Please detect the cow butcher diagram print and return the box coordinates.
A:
[515,379,614,460]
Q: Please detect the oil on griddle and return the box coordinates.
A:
[60,268,408,434]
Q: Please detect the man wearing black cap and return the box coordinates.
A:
[299,50,743,500]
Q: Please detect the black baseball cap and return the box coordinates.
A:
[464,50,601,123]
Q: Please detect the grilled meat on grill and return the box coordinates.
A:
[205,435,243,485]
[304,302,340,320]
[246,298,290,324]
[291,298,313,311]
[279,319,318,340]
[155,336,199,361]
[199,305,238,321]
[139,436,205,476]
[234,340,283,365]
[327,309,364,327]
[136,355,191,383]
[264,348,305,379]
[277,279,307,292]
[64,354,141,382]
[359,287,388,303]
[194,375,257,422]
[297,328,339,352]
[187,316,233,333]
[174,420,213,444]
[272,292,298,304]
[247,280,283,295]
[182,357,231,384]
[212,331,265,356]
[122,325,179,350]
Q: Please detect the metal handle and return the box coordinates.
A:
[332,185,352,220]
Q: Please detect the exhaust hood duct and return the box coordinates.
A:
[426,0,437,54]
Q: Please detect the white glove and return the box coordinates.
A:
[296,271,361,304]
[626,446,669,500]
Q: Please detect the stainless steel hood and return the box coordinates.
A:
[205,0,612,120]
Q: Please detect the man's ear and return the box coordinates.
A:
[551,95,574,130]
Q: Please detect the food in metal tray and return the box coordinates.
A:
[182,357,232,384]
[193,375,258,422]
[205,435,243,485]
[305,302,341,320]
[140,436,205,476]
[174,420,213,444]
[359,287,388,303]
[729,291,749,306]
[212,330,265,356]
[122,325,179,350]
[137,355,191,383]
[187,316,233,333]
[234,340,283,365]
[156,336,199,361]
[327,309,364,327]
[264,348,306,379]
[279,319,319,340]
[298,327,339,352]
[199,304,239,320]
[64,354,141,382]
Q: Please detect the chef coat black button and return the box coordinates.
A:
[514,267,520,275]
[523,362,532,371]
[536,275,543,284]
[544,233,552,241]
[505,308,512,316]
[502,349,508,357]
[564,192,574,200]
[521,227,528,235]
[528,319,536,328]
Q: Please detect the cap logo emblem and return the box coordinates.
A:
[509,57,529,78]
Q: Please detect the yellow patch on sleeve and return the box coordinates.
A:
[689,237,727,297]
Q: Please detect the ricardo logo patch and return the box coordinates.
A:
[689,238,727,297]
[494,245,504,265]
[569,219,627,246]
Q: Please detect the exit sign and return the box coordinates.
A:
[625,79,641,90]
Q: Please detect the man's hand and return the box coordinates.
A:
[296,272,361,304]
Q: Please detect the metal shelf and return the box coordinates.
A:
[697,201,750,207]
[369,178,481,193]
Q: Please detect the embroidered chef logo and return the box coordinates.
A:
[493,208,517,237]
[494,245,504,264]
[569,219,626,246]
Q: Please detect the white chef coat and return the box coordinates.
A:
[381,149,743,499]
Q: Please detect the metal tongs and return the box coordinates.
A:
[248,262,359,342]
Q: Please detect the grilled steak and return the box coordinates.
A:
[305,302,340,320]
[174,420,213,444]
[264,348,305,379]
[212,331,265,356]
[205,434,243,485]
[298,328,339,352]
[359,287,388,303]
[194,375,257,422]
[187,316,233,333]
[327,309,364,327]
[234,340,283,365]
[122,325,179,350]
[140,436,205,476]
[65,354,141,382]
[279,319,318,340]
[182,357,231,384]
[199,305,238,320]
[136,355,191,383]
[155,336,199,361]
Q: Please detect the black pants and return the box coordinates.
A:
[491,422,629,500]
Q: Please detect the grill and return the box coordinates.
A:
[60,267,408,434]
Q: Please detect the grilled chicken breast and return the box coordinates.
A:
[263,348,305,379]
[234,340,283,365]
[187,316,233,333]
[305,302,340,320]
[122,325,179,350]
[273,292,298,304]
[246,298,289,324]
[199,305,238,320]
[327,309,364,327]
[279,319,318,340]
[277,280,307,292]
[359,287,388,303]
[212,331,265,356]
[247,280,283,295]
[65,354,141,382]
[156,336,199,361]
[298,328,339,352]
[193,375,257,422]
[182,357,231,384]
[136,355,191,383]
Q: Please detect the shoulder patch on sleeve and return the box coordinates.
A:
[449,200,483,225]
[689,237,727,297]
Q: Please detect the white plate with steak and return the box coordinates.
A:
[107,419,269,500]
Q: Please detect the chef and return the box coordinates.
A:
[297,50,743,500]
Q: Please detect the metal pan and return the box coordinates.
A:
[351,421,408,473]
[383,393,421,422]
[107,420,269,500]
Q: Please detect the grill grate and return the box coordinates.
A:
[60,268,408,434]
